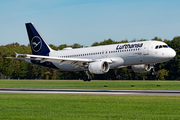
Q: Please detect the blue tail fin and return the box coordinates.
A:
[25,23,52,55]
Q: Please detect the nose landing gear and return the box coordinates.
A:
[151,63,157,75]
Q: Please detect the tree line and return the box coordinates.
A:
[0,36,180,80]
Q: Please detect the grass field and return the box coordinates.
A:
[0,94,180,120]
[0,80,180,90]
[1,80,180,119]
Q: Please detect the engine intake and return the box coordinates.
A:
[88,61,110,74]
[131,64,152,73]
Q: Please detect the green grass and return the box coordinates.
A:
[1,80,180,119]
[0,80,180,90]
[0,94,180,120]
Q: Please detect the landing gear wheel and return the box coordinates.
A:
[83,71,92,81]
[151,63,157,76]
[83,75,92,81]
[83,75,88,81]
[116,75,121,80]
[112,75,116,80]
[152,71,157,75]
[87,75,92,81]
[112,75,121,80]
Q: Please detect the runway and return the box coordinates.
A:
[0,88,180,96]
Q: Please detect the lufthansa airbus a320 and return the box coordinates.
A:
[6,23,176,81]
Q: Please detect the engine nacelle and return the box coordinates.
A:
[88,61,110,74]
[131,64,152,73]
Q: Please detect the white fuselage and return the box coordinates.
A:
[47,41,176,71]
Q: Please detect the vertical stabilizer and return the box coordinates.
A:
[25,23,53,55]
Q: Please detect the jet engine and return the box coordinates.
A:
[131,64,152,73]
[88,61,110,74]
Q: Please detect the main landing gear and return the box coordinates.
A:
[112,69,121,80]
[83,69,121,81]
[83,71,92,81]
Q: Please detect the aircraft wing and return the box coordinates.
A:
[6,53,113,67]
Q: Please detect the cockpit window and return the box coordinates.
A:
[155,45,169,49]
[163,45,168,48]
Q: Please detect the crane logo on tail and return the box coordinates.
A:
[31,36,42,52]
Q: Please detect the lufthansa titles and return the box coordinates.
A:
[116,43,143,50]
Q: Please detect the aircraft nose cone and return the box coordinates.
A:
[165,48,176,59]
[169,48,176,59]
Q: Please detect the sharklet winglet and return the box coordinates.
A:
[15,52,18,58]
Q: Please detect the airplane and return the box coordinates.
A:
[6,23,176,81]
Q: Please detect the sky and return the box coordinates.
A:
[0,0,180,46]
